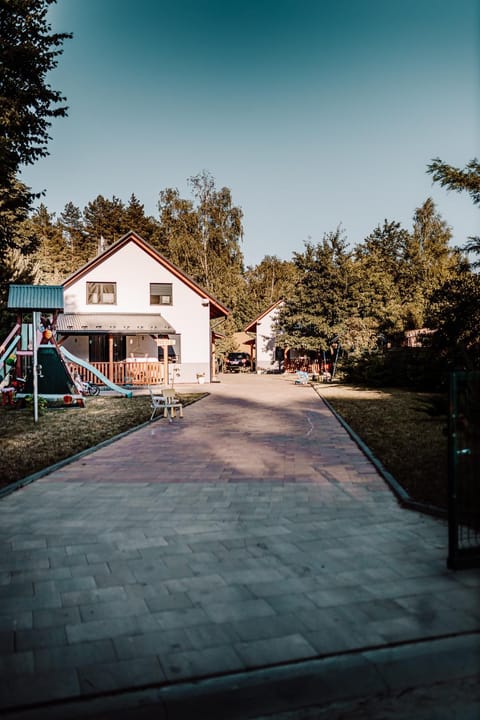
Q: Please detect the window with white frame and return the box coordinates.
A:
[150,282,172,305]
[87,282,116,305]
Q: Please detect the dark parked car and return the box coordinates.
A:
[225,352,251,372]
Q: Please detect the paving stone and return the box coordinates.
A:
[0,650,34,674]
[9,538,47,552]
[161,644,245,681]
[79,596,149,622]
[113,627,192,660]
[65,542,114,557]
[0,667,80,709]
[163,573,227,594]
[366,575,458,601]
[247,576,320,598]
[204,598,276,624]
[131,560,192,583]
[66,616,145,644]
[432,587,480,618]
[184,622,240,649]
[118,536,169,551]
[0,592,62,615]
[153,607,210,631]
[69,562,110,578]
[77,656,165,694]
[8,566,72,584]
[45,533,98,548]
[34,638,116,671]
[234,633,317,667]
[61,585,127,608]
[144,591,193,613]
[231,612,308,642]
[48,553,88,569]
[33,606,81,629]
[295,604,372,633]
[15,625,67,652]
[352,598,407,623]
[218,567,286,585]
[0,630,14,653]
[94,569,137,588]
[266,593,319,614]
[49,576,98,594]
[85,548,142,565]
[306,585,376,608]
[457,570,480,588]
[0,581,34,598]
[367,615,438,644]
[0,610,32,631]
[0,555,50,572]
[188,584,255,606]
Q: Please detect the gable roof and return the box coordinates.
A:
[63,231,229,319]
[244,299,283,333]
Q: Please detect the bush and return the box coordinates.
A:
[23,395,48,416]
[341,348,447,391]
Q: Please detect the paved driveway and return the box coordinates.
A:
[0,373,479,718]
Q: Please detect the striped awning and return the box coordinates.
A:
[56,313,176,335]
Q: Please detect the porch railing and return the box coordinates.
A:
[284,360,323,375]
[70,361,165,387]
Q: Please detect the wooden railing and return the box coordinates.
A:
[284,360,322,374]
[69,361,165,386]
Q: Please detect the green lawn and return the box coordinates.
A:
[316,384,448,509]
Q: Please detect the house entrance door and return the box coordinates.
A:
[89,334,126,363]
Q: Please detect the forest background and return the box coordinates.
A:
[1,0,479,387]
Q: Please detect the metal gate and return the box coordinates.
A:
[447,371,480,569]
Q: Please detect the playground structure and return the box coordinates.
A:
[0,332,133,406]
[1,285,132,415]
[60,346,132,397]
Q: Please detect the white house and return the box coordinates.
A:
[57,231,229,384]
[245,300,284,372]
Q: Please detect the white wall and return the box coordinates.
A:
[62,240,212,382]
[256,306,280,370]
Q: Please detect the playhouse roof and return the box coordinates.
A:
[7,285,64,311]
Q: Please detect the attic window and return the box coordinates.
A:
[150,283,172,306]
[87,282,116,305]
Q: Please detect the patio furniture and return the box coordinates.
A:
[294,371,310,385]
[149,387,183,420]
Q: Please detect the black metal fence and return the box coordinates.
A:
[447,371,480,569]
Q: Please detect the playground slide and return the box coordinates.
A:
[0,335,20,373]
[60,346,133,398]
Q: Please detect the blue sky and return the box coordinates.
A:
[21,0,479,266]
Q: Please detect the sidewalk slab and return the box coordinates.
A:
[2,634,478,719]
